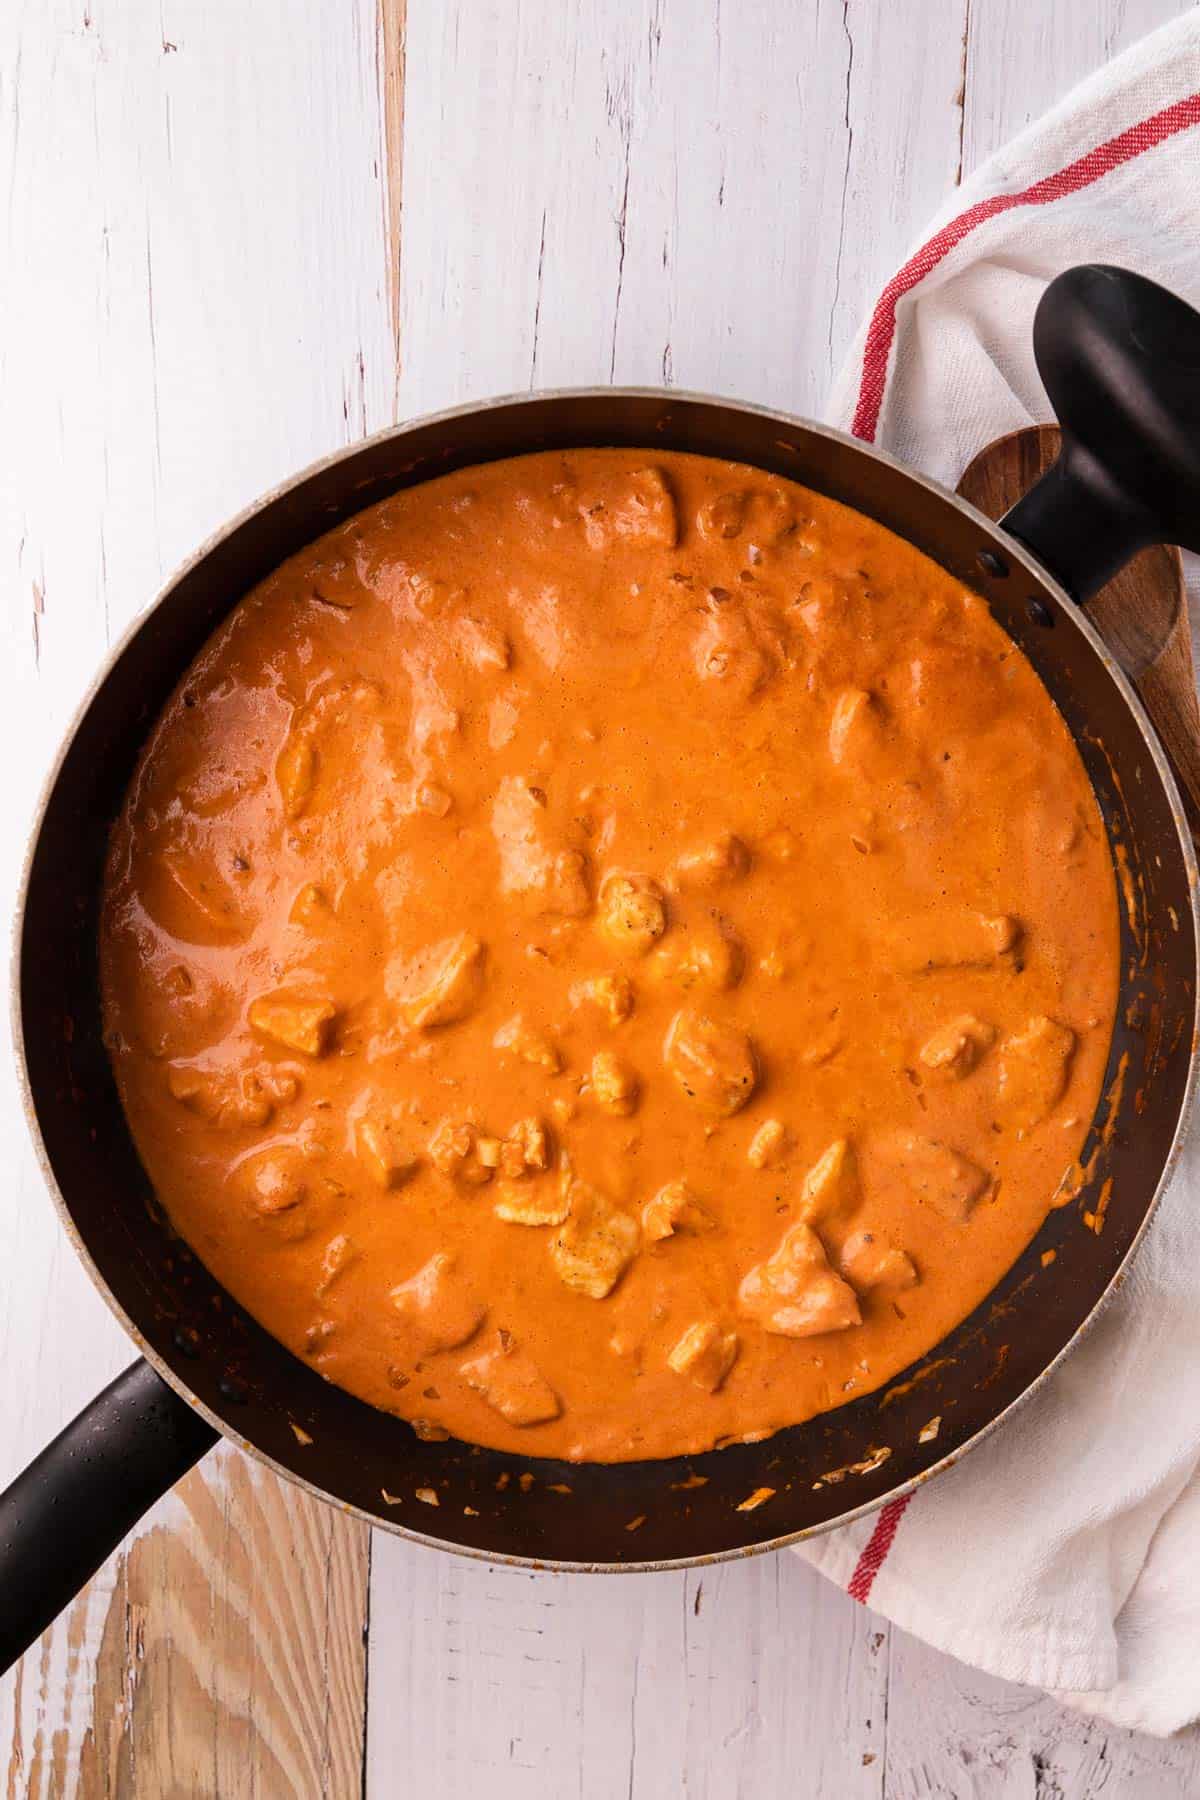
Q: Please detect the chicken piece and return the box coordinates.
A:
[550,1180,640,1299]
[667,1322,739,1393]
[998,1016,1076,1130]
[355,1108,420,1190]
[494,1178,571,1226]
[460,1336,562,1426]
[499,1117,552,1179]
[456,615,511,671]
[649,921,742,992]
[828,688,880,766]
[739,1222,862,1339]
[898,911,1022,973]
[588,1051,639,1116]
[668,833,751,891]
[796,1139,858,1224]
[147,850,246,946]
[664,1009,758,1116]
[569,971,635,1026]
[316,1232,359,1297]
[289,883,331,928]
[236,1145,311,1217]
[493,1014,562,1074]
[696,490,748,539]
[695,484,795,545]
[641,1180,715,1242]
[873,1133,991,1222]
[167,1062,297,1130]
[747,1118,788,1170]
[919,1014,995,1079]
[582,466,678,549]
[598,870,667,956]
[427,1119,494,1186]
[692,593,786,700]
[307,547,366,610]
[390,1252,485,1351]
[491,775,592,917]
[386,932,485,1030]
[276,731,317,819]
[839,1230,918,1294]
[248,990,337,1058]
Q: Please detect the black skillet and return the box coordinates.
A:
[5,265,1200,1673]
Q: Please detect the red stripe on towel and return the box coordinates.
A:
[850,91,1200,445]
[847,1494,912,1603]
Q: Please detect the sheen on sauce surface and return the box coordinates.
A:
[100,449,1120,1462]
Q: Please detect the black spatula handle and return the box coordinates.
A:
[1002,263,1200,600]
[0,1359,217,1673]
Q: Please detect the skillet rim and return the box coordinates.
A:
[12,385,1200,1573]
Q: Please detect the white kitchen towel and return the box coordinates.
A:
[796,11,1200,1739]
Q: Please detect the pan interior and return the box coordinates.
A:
[19,392,1198,1567]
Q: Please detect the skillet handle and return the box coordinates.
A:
[1001,264,1200,601]
[0,1358,217,1674]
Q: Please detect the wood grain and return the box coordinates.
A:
[958,424,1200,838]
[0,0,392,1791]
[4,1449,369,1800]
[378,0,407,407]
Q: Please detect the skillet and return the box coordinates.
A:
[5,265,1200,1672]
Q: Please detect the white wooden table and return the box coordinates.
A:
[4,2,1200,1793]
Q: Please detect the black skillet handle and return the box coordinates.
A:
[1001,264,1200,601]
[0,1358,217,1674]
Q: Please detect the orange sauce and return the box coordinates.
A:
[100,450,1119,1461]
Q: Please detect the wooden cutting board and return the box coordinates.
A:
[957,426,1200,838]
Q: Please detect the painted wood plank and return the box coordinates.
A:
[0,0,393,1789]
[960,0,1196,179]
[367,1540,888,1799]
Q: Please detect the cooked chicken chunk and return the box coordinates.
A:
[668,833,751,891]
[387,932,485,1030]
[748,1118,788,1170]
[500,1117,552,1179]
[796,1138,858,1225]
[998,1016,1076,1130]
[664,1008,758,1116]
[839,1229,918,1294]
[649,921,742,992]
[598,870,667,956]
[569,971,635,1025]
[491,775,592,916]
[873,1133,991,1222]
[493,1014,562,1073]
[276,732,317,819]
[236,1145,311,1216]
[897,911,1022,973]
[427,1119,495,1186]
[316,1232,359,1297]
[828,687,879,766]
[355,1108,420,1189]
[460,1336,562,1425]
[582,466,678,549]
[588,1051,640,1115]
[167,1062,297,1130]
[738,1222,862,1338]
[390,1252,485,1351]
[919,1014,995,1079]
[550,1180,640,1298]
[641,1180,715,1242]
[494,1177,571,1226]
[248,990,337,1058]
[667,1321,739,1393]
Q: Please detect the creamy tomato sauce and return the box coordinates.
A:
[100,450,1120,1462]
